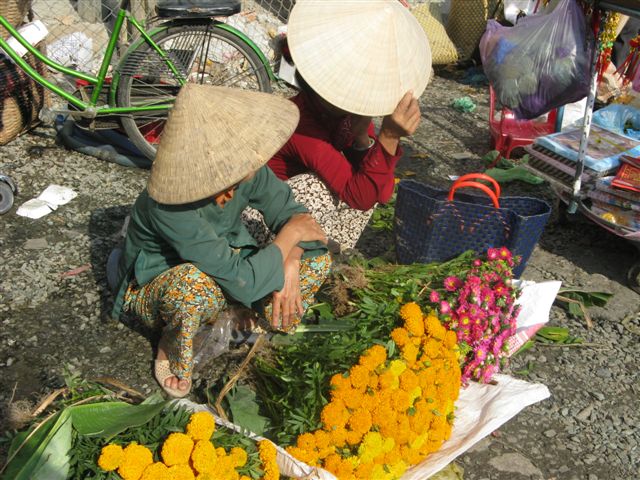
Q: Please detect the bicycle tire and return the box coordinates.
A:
[117,22,271,160]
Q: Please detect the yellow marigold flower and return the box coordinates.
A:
[408,386,422,406]
[393,416,411,446]
[424,314,446,339]
[391,389,411,412]
[167,464,195,480]
[335,458,355,479]
[185,411,216,441]
[389,359,407,377]
[296,432,316,451]
[323,453,343,473]
[405,313,425,337]
[399,369,419,392]
[367,373,379,390]
[286,446,316,465]
[400,302,423,324]
[358,431,384,461]
[371,464,394,480]
[328,425,348,448]
[141,462,170,480]
[258,440,279,480]
[349,364,370,391]
[314,429,331,450]
[97,444,124,472]
[229,446,247,468]
[215,447,226,458]
[354,461,374,479]
[346,429,363,446]
[317,445,336,460]
[190,440,215,474]
[330,373,351,397]
[345,388,366,411]
[401,343,419,366]
[423,338,441,359]
[371,402,395,430]
[401,444,424,466]
[347,408,373,434]
[410,432,428,451]
[321,399,350,430]
[195,473,216,480]
[358,344,387,371]
[390,327,410,347]
[444,329,458,348]
[117,442,153,480]
[239,477,251,480]
[378,370,398,391]
[387,459,408,478]
[382,436,395,454]
[161,432,194,467]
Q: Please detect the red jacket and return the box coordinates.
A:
[267,92,402,210]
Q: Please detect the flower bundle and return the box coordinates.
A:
[96,411,279,480]
[286,303,460,480]
[427,247,521,385]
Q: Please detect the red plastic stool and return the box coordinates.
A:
[489,86,560,165]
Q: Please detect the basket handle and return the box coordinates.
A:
[452,173,501,198]
[448,181,501,209]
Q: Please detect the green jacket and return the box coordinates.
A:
[111,166,326,319]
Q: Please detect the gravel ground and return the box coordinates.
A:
[0,71,639,479]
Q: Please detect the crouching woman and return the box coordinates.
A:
[111,84,330,398]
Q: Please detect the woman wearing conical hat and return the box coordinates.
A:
[111,84,330,398]
[246,0,432,252]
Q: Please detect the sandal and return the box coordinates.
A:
[154,359,191,398]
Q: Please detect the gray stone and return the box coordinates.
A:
[24,238,48,249]
[488,453,543,477]
[99,346,112,354]
[543,429,557,438]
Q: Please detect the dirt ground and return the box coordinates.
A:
[0,69,639,479]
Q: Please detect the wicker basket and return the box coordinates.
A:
[412,3,458,65]
[0,0,31,39]
[446,0,499,61]
[0,44,49,145]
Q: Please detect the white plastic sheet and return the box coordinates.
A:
[180,373,549,480]
[16,185,77,219]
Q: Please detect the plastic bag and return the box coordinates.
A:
[192,312,234,368]
[480,0,594,119]
[592,104,640,139]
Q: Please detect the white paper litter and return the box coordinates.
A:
[1,20,49,59]
[16,185,77,219]
[513,280,562,329]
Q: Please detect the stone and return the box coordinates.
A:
[24,238,48,249]
[488,453,543,477]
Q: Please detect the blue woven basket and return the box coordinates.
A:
[394,180,551,277]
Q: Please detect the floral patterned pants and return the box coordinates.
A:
[243,173,375,251]
[123,253,332,380]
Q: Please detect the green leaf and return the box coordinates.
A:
[2,411,70,480]
[484,166,544,185]
[227,385,270,436]
[31,411,73,480]
[69,400,169,439]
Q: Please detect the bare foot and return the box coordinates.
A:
[157,337,190,392]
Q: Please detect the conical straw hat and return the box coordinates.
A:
[148,84,299,205]
[287,0,432,116]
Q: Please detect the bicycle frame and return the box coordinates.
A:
[0,0,274,118]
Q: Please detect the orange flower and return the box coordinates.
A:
[358,344,387,371]
[321,399,350,430]
[314,429,331,450]
[401,342,419,366]
[399,302,423,323]
[391,389,411,412]
[405,313,425,337]
[296,432,316,451]
[347,408,373,434]
[391,327,410,347]
[328,425,348,448]
[349,364,370,391]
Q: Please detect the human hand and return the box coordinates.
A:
[380,91,421,140]
[271,258,303,330]
[281,213,328,245]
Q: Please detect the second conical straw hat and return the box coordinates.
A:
[148,84,299,205]
[287,0,432,116]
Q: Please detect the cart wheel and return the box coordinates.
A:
[0,182,14,214]
[628,261,640,295]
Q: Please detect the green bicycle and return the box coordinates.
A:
[0,0,274,159]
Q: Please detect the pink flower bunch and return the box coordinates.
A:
[427,247,522,385]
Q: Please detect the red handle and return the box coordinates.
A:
[448,181,501,209]
[452,173,501,198]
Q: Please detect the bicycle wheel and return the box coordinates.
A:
[117,22,271,160]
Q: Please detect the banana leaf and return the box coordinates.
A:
[69,399,170,440]
[2,410,71,480]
